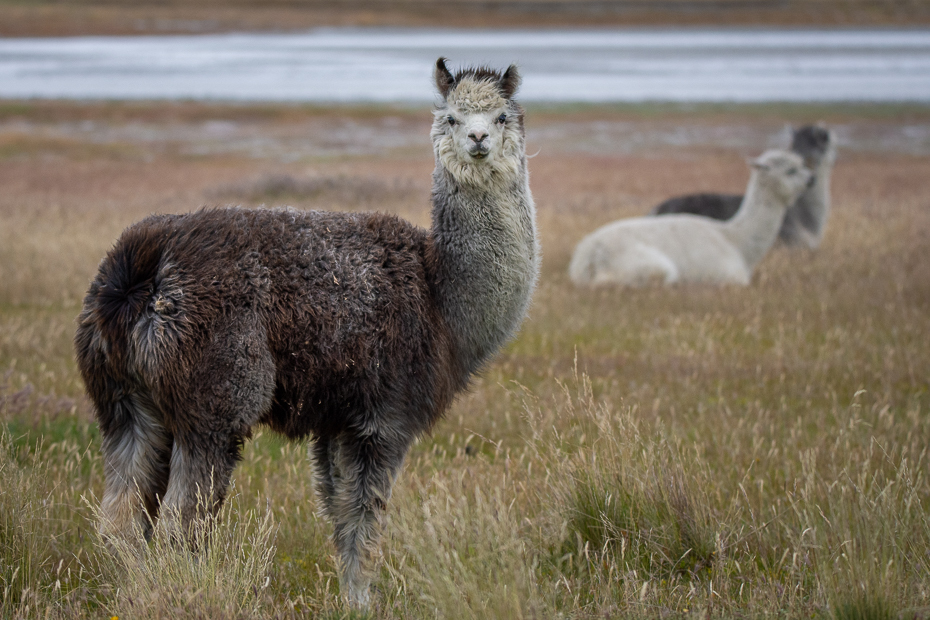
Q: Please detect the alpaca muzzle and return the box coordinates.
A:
[468,142,490,159]
[467,125,490,158]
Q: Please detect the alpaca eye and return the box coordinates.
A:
[447,116,456,126]
[497,113,507,124]
[787,167,797,175]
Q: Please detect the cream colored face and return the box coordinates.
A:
[432,78,519,165]
[753,151,813,204]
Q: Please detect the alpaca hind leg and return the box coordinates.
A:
[158,316,274,542]
[158,430,243,544]
[98,394,172,544]
[329,430,410,607]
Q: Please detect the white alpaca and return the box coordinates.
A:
[569,150,812,287]
[650,124,836,250]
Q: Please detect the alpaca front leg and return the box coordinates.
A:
[329,432,409,608]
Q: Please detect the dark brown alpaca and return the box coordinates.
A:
[75,58,538,607]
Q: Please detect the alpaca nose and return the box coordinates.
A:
[468,130,488,144]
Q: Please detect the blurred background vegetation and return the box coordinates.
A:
[1,0,929,36]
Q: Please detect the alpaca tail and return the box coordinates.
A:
[75,217,169,399]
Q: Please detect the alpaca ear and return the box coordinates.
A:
[435,57,455,98]
[499,64,521,99]
[748,156,769,171]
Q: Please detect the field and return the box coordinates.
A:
[1,99,929,619]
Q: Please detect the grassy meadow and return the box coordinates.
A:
[1,100,929,619]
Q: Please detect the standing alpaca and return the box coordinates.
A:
[74,57,538,607]
[569,150,811,287]
[651,125,836,249]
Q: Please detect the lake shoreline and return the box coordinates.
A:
[3,28,930,103]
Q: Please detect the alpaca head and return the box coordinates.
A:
[750,150,813,206]
[791,124,836,169]
[431,57,526,187]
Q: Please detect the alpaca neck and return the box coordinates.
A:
[800,159,833,236]
[721,173,790,271]
[429,159,538,376]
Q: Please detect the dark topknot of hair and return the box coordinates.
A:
[434,57,521,100]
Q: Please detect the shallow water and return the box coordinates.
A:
[1,28,929,102]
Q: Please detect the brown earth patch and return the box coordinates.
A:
[1,0,928,37]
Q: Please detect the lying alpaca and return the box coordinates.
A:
[569,150,811,287]
[652,125,836,249]
[74,58,538,607]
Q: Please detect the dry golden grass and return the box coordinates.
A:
[1,100,929,619]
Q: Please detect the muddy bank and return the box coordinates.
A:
[3,105,929,165]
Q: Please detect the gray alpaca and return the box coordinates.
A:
[74,58,538,607]
[652,125,836,249]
